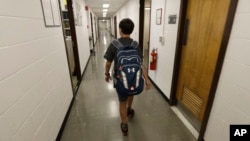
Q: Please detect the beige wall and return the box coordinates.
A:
[113,0,140,41]
[148,0,181,98]
[205,0,250,140]
[0,0,73,140]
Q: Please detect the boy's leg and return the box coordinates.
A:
[127,96,135,118]
[119,100,128,123]
[127,96,134,108]
[119,100,128,135]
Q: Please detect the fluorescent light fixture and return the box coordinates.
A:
[103,9,108,12]
[145,7,151,10]
[103,13,107,17]
[103,4,109,8]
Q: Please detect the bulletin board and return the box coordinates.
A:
[156,8,162,25]
[41,0,61,27]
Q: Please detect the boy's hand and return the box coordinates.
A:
[145,80,151,90]
[105,73,111,83]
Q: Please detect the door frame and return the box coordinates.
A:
[139,0,145,53]
[139,0,151,72]
[169,0,238,140]
[65,0,81,82]
[114,16,117,38]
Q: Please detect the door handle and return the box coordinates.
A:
[183,19,190,45]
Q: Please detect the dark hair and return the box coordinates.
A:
[119,18,134,35]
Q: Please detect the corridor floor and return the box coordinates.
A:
[60,29,197,141]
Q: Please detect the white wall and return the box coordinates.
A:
[60,0,67,11]
[106,19,111,32]
[0,0,73,141]
[143,8,150,51]
[204,0,250,140]
[74,0,91,74]
[114,0,140,41]
[92,15,98,44]
[87,8,97,46]
[87,8,98,46]
[149,0,181,98]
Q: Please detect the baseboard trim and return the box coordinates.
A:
[148,76,170,103]
[56,96,75,141]
[171,106,199,139]
[148,76,198,139]
[56,54,92,141]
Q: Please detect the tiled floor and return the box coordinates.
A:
[60,29,197,141]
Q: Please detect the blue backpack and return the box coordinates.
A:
[112,39,144,95]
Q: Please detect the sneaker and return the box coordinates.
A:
[127,108,135,118]
[120,123,128,136]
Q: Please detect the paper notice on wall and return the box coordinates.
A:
[41,0,61,27]
[51,0,61,26]
[41,0,54,26]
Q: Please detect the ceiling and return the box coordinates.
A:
[84,0,128,18]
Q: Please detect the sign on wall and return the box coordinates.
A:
[73,1,82,26]
[41,0,61,27]
[168,14,177,24]
[156,8,162,25]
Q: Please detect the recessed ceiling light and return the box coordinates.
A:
[103,4,109,8]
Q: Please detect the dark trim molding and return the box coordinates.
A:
[148,77,170,103]
[57,0,75,95]
[56,54,92,141]
[139,0,145,53]
[56,96,75,141]
[198,0,238,140]
[169,0,188,106]
[66,0,82,81]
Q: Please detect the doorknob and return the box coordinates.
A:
[183,19,190,45]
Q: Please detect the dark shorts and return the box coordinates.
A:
[113,77,125,101]
[117,92,128,102]
[113,76,133,102]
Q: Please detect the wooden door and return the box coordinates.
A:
[176,0,231,121]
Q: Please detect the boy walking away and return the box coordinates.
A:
[104,18,151,136]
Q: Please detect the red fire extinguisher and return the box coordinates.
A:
[150,48,157,70]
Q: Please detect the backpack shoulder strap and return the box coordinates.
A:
[112,39,139,49]
[130,40,138,49]
[112,39,124,49]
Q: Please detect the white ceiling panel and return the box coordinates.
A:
[85,0,128,17]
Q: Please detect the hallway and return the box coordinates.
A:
[60,29,196,141]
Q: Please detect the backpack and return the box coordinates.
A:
[112,39,144,95]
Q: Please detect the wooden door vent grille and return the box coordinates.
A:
[181,87,203,118]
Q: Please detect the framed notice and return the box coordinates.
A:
[168,14,177,24]
[156,8,162,25]
[41,0,61,27]
[51,0,61,26]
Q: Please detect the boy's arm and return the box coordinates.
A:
[142,65,151,90]
[105,61,112,83]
